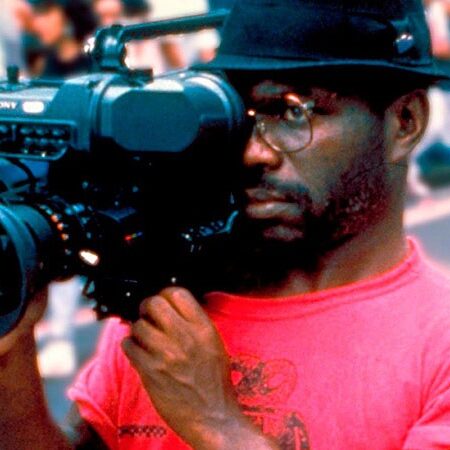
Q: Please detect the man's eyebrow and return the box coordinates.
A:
[250,82,314,101]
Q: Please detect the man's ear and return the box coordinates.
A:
[385,89,429,163]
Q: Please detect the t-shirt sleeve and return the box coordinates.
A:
[402,390,450,449]
[67,319,130,450]
[402,326,450,450]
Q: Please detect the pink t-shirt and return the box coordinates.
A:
[68,239,450,449]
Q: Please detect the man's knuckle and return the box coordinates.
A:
[198,324,217,341]
[139,297,153,315]
[161,351,177,366]
[132,319,148,339]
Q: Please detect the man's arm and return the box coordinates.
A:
[63,405,109,450]
[123,287,280,450]
[0,290,106,450]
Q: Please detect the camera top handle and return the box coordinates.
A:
[90,10,229,74]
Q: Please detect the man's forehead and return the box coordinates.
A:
[250,81,301,99]
[249,80,334,102]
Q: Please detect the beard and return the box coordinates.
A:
[202,139,391,294]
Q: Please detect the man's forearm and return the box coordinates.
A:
[198,428,280,450]
[185,413,280,450]
[0,332,72,450]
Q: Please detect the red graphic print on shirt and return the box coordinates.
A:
[230,354,311,450]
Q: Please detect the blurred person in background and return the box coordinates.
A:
[408,0,450,196]
[428,0,450,62]
[92,0,186,76]
[0,0,24,74]
[21,34,48,77]
[121,0,175,74]
[151,0,220,66]
[0,0,46,77]
[92,0,124,26]
[28,0,97,78]
[94,0,220,75]
[122,0,150,18]
[9,0,48,76]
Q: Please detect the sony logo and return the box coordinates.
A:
[0,101,18,110]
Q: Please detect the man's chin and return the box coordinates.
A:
[239,210,305,240]
[260,224,306,243]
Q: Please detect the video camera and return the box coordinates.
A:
[0,12,247,336]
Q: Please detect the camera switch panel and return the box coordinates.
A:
[0,122,73,160]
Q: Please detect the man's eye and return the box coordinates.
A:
[283,105,304,122]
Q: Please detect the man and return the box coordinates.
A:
[0,0,21,75]
[28,0,97,78]
[1,0,450,449]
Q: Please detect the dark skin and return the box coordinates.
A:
[0,79,429,449]
[226,82,428,296]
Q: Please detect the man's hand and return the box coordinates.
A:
[0,288,47,358]
[122,287,278,450]
[0,287,74,450]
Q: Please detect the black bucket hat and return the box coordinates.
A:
[198,0,449,82]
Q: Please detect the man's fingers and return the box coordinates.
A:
[121,337,182,393]
[137,288,217,348]
[130,318,170,354]
[139,295,184,333]
[121,337,150,374]
[158,287,210,325]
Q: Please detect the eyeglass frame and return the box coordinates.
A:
[247,93,316,154]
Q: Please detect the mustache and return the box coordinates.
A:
[241,168,311,203]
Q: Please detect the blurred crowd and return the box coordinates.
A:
[0,0,234,79]
[413,0,450,195]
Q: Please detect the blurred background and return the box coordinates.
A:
[0,0,449,425]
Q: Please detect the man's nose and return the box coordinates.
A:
[243,129,283,169]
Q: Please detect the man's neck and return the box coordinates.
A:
[234,213,408,298]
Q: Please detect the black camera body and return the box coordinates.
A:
[0,13,247,335]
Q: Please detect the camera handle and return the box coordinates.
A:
[89,10,229,74]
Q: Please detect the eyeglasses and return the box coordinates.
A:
[247,93,315,153]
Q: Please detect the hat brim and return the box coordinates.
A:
[193,54,450,82]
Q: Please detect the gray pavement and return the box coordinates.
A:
[41,317,103,424]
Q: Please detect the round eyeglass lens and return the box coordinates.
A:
[258,95,314,153]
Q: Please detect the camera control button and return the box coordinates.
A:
[51,128,66,138]
[19,126,33,136]
[35,127,47,137]
[55,139,69,149]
